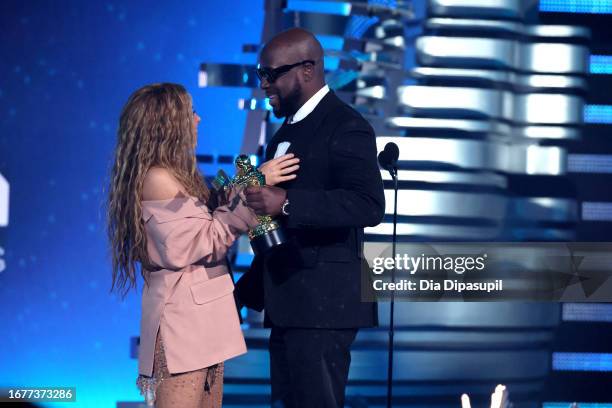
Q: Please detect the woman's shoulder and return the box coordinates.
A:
[141,168,202,222]
[142,167,187,201]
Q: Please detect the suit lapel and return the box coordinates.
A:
[264,91,342,160]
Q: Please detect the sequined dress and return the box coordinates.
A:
[136,330,223,407]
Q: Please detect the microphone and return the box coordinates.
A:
[378,142,399,178]
[379,141,400,408]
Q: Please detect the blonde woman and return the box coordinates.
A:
[107,83,298,407]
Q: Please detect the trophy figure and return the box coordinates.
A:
[212,155,286,255]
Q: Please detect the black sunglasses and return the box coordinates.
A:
[256,60,315,83]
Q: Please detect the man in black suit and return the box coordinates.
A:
[239,28,385,408]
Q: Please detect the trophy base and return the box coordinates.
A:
[251,228,286,256]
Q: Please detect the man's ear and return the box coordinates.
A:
[302,64,315,82]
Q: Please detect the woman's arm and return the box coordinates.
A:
[258,154,300,186]
[142,166,187,200]
[142,168,258,269]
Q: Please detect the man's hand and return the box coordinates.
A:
[245,186,287,217]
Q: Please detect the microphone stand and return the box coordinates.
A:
[386,163,398,408]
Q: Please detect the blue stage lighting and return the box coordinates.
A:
[582,201,612,221]
[590,55,612,74]
[563,303,612,322]
[540,0,612,13]
[287,0,352,15]
[553,352,612,372]
[584,105,612,124]
[568,154,612,173]
[544,404,612,408]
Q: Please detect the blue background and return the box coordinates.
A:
[3,1,612,407]
[0,1,262,406]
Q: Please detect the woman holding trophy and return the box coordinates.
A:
[107,82,298,407]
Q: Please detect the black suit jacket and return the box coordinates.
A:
[236,91,385,328]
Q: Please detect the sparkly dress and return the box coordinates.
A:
[136,330,223,407]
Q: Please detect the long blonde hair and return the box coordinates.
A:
[107,83,210,296]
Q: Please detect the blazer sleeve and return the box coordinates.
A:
[143,187,259,270]
[285,116,385,229]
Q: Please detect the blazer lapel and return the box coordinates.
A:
[265,91,342,159]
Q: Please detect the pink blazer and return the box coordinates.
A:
[138,188,258,376]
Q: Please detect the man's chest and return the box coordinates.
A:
[266,128,331,187]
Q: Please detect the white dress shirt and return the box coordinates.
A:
[273,85,330,159]
[287,85,330,124]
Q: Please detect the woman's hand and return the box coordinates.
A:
[258,153,300,186]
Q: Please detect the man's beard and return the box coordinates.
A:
[273,83,302,119]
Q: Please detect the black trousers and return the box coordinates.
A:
[269,327,358,408]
